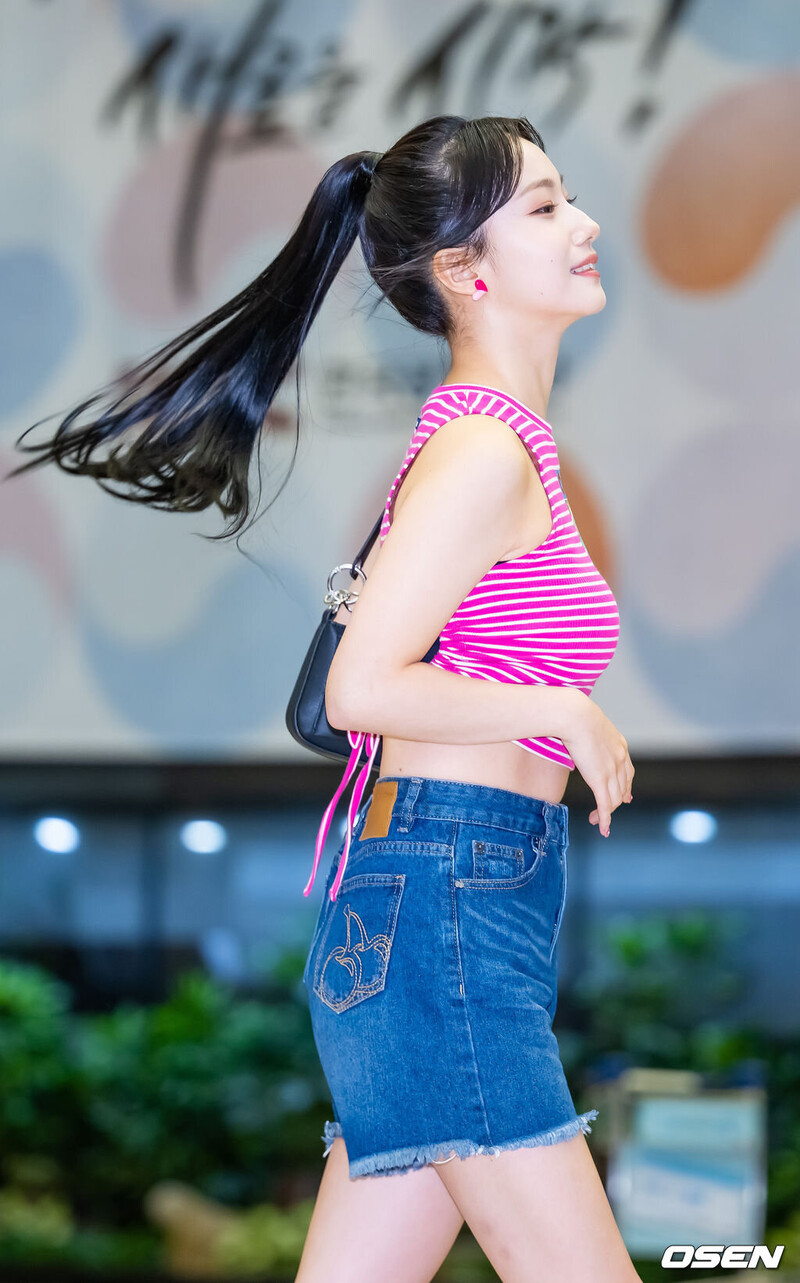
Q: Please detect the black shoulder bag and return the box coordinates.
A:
[285,511,440,765]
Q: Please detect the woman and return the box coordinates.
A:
[10,114,637,1281]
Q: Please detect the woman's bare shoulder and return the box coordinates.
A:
[392,411,532,523]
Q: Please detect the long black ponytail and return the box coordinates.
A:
[7,114,545,543]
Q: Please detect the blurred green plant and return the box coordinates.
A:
[0,1188,73,1247]
[563,910,747,1069]
[0,953,331,1233]
[216,1198,314,1277]
[766,1206,800,1270]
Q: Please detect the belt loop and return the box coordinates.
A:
[542,802,552,848]
[397,777,422,832]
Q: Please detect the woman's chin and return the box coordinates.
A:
[586,284,607,311]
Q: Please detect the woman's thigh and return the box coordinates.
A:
[433,1133,642,1283]
[296,1136,465,1283]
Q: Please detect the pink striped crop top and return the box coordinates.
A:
[303,382,621,901]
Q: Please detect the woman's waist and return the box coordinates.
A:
[377,736,569,806]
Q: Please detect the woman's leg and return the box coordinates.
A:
[295,1136,465,1283]
[432,1132,642,1283]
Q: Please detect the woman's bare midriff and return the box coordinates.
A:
[377,735,570,805]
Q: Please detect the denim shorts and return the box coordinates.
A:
[303,774,598,1179]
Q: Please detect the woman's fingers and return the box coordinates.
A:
[591,774,634,832]
[614,757,635,807]
[592,792,611,837]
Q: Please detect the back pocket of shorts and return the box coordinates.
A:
[312,873,405,1014]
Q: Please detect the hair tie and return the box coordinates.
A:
[362,151,383,186]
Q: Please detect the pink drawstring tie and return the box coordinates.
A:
[303,730,382,902]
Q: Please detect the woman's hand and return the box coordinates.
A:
[559,691,634,837]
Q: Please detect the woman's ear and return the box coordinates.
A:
[432,247,481,301]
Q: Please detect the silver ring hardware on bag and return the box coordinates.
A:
[324,563,367,613]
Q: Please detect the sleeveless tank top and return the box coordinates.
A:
[303,382,621,901]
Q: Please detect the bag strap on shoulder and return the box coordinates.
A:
[350,510,384,577]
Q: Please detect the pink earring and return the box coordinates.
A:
[472,278,488,301]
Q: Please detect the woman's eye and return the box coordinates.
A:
[532,195,578,214]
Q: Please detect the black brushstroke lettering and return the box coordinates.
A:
[305,40,362,132]
[389,3,490,120]
[94,0,703,304]
[640,0,698,71]
[236,42,300,148]
[101,30,181,143]
[173,0,290,297]
[622,0,699,132]
[466,5,630,127]
[176,43,216,116]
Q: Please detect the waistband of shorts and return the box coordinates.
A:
[373,775,569,845]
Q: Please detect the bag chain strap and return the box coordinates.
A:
[323,510,384,614]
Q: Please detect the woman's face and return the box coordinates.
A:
[484,141,604,325]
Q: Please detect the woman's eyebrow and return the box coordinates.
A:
[516,173,566,198]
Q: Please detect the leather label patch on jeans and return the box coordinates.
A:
[360,780,398,839]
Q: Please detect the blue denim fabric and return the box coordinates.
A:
[303,774,598,1179]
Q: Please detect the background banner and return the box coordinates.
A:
[1,0,797,760]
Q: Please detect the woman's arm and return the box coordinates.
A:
[326,412,579,743]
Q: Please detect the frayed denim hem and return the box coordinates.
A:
[322,1110,599,1177]
[322,1119,344,1158]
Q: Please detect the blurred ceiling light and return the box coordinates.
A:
[34,816,80,853]
[669,809,718,844]
[179,819,228,854]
